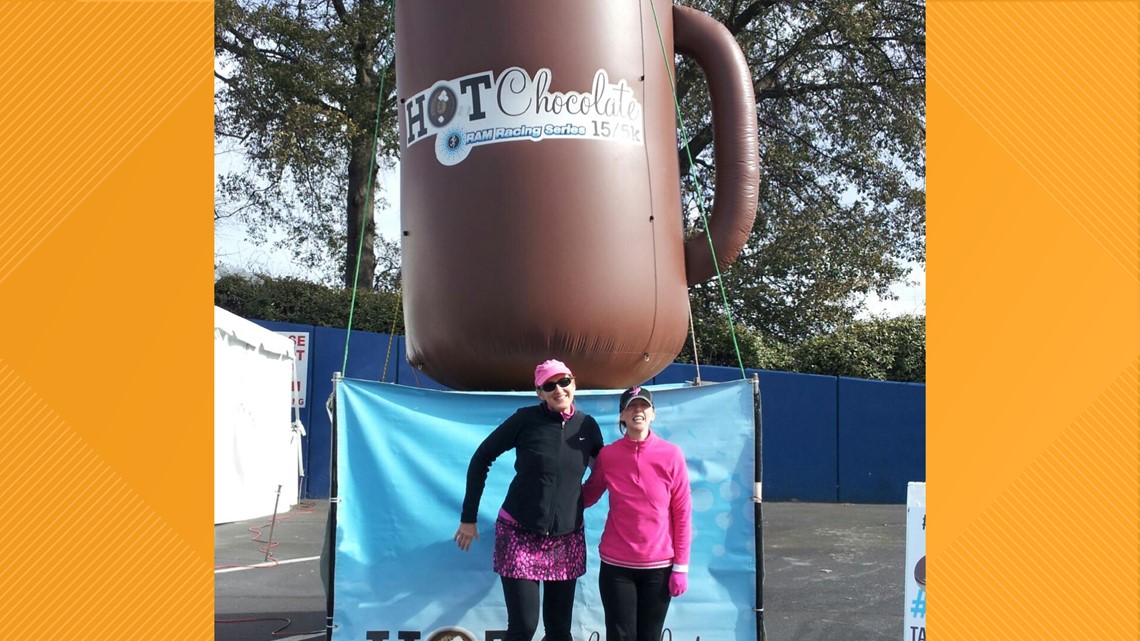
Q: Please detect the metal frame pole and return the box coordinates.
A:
[325,371,343,641]
[263,484,283,562]
[752,373,767,640]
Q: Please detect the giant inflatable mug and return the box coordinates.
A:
[397,1,759,390]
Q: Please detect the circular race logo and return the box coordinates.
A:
[429,86,458,127]
[426,627,477,641]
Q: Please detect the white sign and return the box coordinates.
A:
[277,331,309,408]
[404,67,645,165]
[904,481,926,641]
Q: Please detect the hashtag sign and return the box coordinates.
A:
[909,588,926,618]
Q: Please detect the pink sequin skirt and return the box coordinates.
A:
[492,516,586,581]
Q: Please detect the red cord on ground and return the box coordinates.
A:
[215,504,305,570]
[214,615,323,636]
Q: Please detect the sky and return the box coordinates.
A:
[859,264,926,319]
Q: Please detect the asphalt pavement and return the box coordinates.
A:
[215,500,907,641]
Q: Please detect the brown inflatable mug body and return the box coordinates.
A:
[396,1,759,390]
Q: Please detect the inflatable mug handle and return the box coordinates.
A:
[674,6,761,285]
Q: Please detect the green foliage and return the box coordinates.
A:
[676,311,923,382]
[215,273,923,382]
[214,273,404,336]
[791,315,925,382]
[680,0,926,342]
[372,235,402,293]
[676,315,795,373]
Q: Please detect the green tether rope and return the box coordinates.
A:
[343,0,397,376]
[647,0,748,379]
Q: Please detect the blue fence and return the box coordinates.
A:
[254,320,925,503]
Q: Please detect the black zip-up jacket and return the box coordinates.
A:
[461,403,604,536]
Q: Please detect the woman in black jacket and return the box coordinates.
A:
[455,359,604,641]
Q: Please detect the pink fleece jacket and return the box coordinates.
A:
[583,431,691,570]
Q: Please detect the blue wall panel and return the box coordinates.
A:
[836,378,926,503]
[654,365,839,501]
[305,327,401,498]
[653,363,744,385]
[754,370,838,502]
[237,319,926,503]
[653,363,698,384]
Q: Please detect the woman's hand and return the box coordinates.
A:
[668,571,688,597]
[454,522,479,551]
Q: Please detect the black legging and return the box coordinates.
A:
[598,562,673,641]
[500,576,578,641]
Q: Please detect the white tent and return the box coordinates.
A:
[214,306,302,524]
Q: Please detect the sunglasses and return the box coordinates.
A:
[539,376,574,392]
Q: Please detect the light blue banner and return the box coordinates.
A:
[332,378,757,641]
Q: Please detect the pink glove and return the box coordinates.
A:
[668,571,688,597]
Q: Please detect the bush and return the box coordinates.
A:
[676,316,795,373]
[214,273,404,335]
[215,274,924,382]
[791,315,925,382]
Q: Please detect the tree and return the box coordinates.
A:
[372,234,402,293]
[214,0,925,339]
[214,0,397,288]
[679,0,925,343]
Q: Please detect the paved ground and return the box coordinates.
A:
[215,501,907,641]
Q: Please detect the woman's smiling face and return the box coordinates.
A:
[537,375,575,413]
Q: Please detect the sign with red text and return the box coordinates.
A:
[277,331,309,408]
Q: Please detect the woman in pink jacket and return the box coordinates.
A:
[583,386,692,641]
